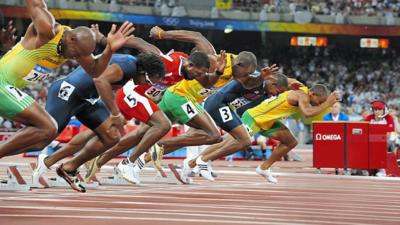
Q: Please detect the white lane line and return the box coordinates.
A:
[3,196,400,216]
[1,205,399,222]
[0,213,369,225]
[0,214,309,225]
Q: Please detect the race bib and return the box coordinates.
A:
[197,88,217,97]
[124,93,138,108]
[144,84,166,102]
[181,101,198,119]
[5,85,28,101]
[58,81,75,101]
[219,106,233,123]
[229,97,251,110]
[23,65,53,83]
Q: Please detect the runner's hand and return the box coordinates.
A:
[0,20,16,51]
[149,26,165,39]
[215,50,226,75]
[90,24,106,44]
[107,21,135,52]
[260,64,279,80]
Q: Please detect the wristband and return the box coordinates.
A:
[158,31,162,39]
[111,113,121,118]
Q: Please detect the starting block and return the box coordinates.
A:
[0,166,31,192]
[30,163,99,189]
[97,164,189,185]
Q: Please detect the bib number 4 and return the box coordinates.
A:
[181,102,198,119]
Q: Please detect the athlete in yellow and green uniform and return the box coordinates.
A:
[195,84,338,183]
[0,0,134,159]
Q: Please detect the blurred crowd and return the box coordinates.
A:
[234,0,400,16]
[71,0,400,17]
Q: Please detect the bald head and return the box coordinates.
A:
[63,26,96,58]
[232,51,257,78]
[235,51,257,68]
[72,26,96,56]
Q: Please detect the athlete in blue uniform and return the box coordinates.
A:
[33,53,165,192]
[182,66,289,181]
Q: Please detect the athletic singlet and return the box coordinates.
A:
[0,25,70,87]
[61,54,137,100]
[247,87,309,130]
[168,53,236,102]
[160,50,188,87]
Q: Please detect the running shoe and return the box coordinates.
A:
[32,153,49,186]
[256,166,277,183]
[84,156,100,182]
[149,143,164,172]
[56,164,86,193]
[196,157,214,181]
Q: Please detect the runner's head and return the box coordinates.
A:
[137,53,165,85]
[265,73,289,96]
[232,51,257,79]
[182,51,210,80]
[61,26,96,59]
[309,84,330,106]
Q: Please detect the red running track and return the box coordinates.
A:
[1,153,400,225]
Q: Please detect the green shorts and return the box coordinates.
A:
[158,89,205,124]
[0,76,35,119]
[241,111,286,138]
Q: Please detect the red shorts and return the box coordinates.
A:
[115,86,160,124]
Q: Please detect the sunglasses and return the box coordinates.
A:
[372,108,383,111]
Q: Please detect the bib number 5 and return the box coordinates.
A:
[124,93,137,108]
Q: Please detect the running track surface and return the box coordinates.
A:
[1,151,400,225]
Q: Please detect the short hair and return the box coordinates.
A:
[188,51,210,69]
[235,51,257,68]
[310,84,330,97]
[137,53,165,79]
[275,73,289,89]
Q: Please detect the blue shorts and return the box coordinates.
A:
[46,78,110,133]
[204,94,242,132]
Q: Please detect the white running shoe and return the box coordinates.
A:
[196,157,214,181]
[117,160,140,184]
[208,161,218,178]
[180,158,193,183]
[32,153,49,185]
[256,166,277,183]
[376,169,386,177]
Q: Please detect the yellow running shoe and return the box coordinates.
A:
[150,143,164,172]
[85,156,100,182]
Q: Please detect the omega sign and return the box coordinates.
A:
[315,133,342,141]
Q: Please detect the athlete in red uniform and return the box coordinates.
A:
[85,28,223,184]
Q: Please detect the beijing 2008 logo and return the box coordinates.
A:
[162,17,180,26]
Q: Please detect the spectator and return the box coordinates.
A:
[365,100,396,177]
[323,102,349,121]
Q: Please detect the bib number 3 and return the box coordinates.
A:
[219,106,233,123]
